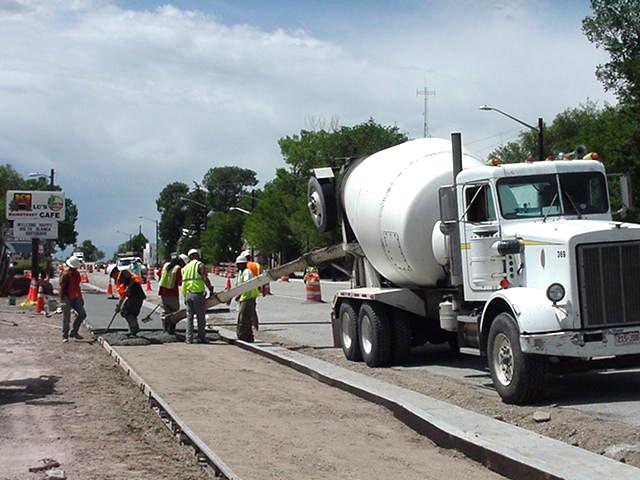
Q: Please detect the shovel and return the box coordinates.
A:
[104,309,119,332]
[141,303,162,323]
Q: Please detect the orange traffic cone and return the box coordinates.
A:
[225,274,232,290]
[36,285,45,313]
[304,271,323,303]
[27,278,38,302]
[107,279,117,299]
[80,271,89,283]
[146,277,152,292]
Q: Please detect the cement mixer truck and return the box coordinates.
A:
[307,133,639,404]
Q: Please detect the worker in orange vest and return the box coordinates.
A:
[244,252,261,331]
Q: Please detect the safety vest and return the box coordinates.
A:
[247,261,261,277]
[182,260,205,294]
[236,268,259,302]
[159,263,180,289]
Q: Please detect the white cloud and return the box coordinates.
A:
[0,0,612,252]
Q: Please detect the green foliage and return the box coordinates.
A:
[117,233,148,256]
[0,165,22,222]
[278,118,408,177]
[202,166,258,212]
[583,0,640,105]
[156,182,189,255]
[201,211,245,263]
[57,198,78,250]
[77,239,104,262]
[245,120,406,261]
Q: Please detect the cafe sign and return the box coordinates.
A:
[6,190,65,221]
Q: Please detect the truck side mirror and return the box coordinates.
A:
[438,186,457,232]
[609,173,633,218]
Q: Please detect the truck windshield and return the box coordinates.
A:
[497,172,608,219]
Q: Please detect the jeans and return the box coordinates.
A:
[62,297,87,338]
[161,295,179,334]
[185,292,206,342]
[237,298,256,343]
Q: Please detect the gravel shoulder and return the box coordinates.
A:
[0,307,210,480]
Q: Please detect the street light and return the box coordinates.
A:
[479,105,544,162]
[229,207,251,215]
[139,216,159,265]
[28,168,55,188]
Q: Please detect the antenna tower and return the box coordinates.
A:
[417,83,436,137]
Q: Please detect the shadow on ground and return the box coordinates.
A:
[0,375,61,406]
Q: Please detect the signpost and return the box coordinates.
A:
[6,190,65,279]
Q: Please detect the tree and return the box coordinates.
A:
[57,198,78,250]
[200,211,246,263]
[156,182,189,257]
[77,239,104,262]
[278,118,407,177]
[117,233,148,257]
[0,165,23,222]
[583,0,640,105]
[202,166,258,212]
[245,120,407,261]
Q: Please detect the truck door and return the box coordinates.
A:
[461,183,503,300]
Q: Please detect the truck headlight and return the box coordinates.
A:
[546,283,565,303]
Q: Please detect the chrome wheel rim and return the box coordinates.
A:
[492,333,514,386]
[361,314,373,355]
[308,191,323,225]
[341,311,352,350]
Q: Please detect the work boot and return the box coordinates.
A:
[71,333,84,340]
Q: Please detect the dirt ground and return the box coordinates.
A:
[0,307,210,480]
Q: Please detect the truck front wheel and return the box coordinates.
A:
[338,302,361,361]
[359,303,391,367]
[487,313,548,405]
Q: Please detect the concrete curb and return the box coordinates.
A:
[97,336,242,480]
[215,327,639,480]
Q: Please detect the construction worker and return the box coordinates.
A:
[60,255,87,342]
[181,248,214,344]
[243,251,261,331]
[158,254,189,334]
[109,265,143,300]
[114,269,144,336]
[235,254,259,343]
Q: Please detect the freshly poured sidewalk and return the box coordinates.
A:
[109,341,503,480]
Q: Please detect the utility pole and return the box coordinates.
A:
[416,83,436,138]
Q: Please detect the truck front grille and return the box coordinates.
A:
[577,241,640,328]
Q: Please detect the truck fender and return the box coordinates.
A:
[480,288,566,353]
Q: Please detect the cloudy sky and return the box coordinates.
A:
[0,0,613,256]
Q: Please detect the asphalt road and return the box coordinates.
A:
[84,273,640,428]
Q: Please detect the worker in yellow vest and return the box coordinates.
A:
[235,254,259,342]
[181,249,214,343]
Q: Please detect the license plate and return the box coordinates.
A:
[615,330,640,346]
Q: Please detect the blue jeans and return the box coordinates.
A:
[62,297,87,338]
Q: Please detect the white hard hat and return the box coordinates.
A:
[188,248,200,257]
[235,254,248,264]
[66,256,81,269]
[179,254,190,264]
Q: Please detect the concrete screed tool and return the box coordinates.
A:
[141,303,161,323]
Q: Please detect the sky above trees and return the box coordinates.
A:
[0,0,615,254]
